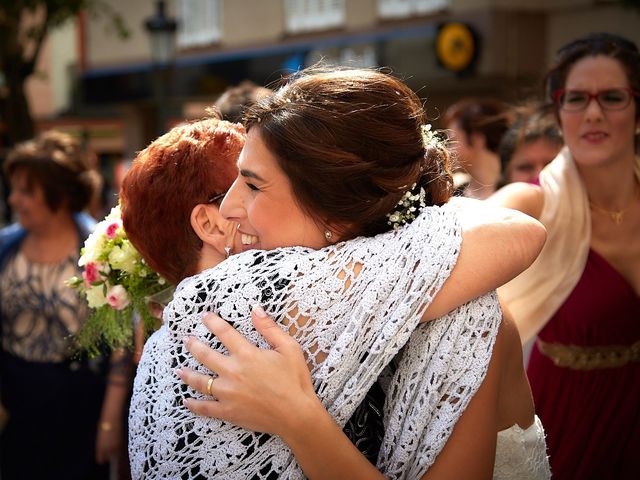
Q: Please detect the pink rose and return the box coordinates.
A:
[105,222,121,239]
[82,261,101,286]
[106,285,130,310]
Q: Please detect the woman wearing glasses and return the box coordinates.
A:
[490,32,640,478]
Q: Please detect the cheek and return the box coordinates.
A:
[612,111,638,136]
[10,192,31,210]
[245,195,274,235]
[558,114,580,145]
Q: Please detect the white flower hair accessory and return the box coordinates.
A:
[67,204,171,355]
[386,182,427,230]
[421,123,443,149]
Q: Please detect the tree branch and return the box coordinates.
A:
[24,2,50,77]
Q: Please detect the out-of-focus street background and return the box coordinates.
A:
[1,0,639,224]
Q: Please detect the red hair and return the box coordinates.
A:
[120,118,245,284]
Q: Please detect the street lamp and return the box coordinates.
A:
[144,1,178,135]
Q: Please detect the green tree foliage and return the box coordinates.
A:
[0,1,128,145]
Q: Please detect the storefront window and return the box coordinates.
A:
[378,0,449,18]
[284,0,345,33]
[177,0,221,47]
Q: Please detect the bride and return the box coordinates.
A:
[123,67,549,479]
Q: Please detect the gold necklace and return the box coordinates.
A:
[589,187,639,225]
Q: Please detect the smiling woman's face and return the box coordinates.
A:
[559,55,639,169]
[8,170,55,232]
[219,128,328,252]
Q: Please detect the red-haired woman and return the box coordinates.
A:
[120,118,244,286]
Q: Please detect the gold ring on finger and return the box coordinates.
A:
[206,376,214,396]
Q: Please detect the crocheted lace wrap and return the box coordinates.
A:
[129,204,501,479]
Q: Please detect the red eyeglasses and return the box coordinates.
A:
[207,191,227,205]
[553,88,639,112]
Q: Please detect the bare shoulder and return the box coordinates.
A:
[486,183,544,220]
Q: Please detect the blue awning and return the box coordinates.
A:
[83,22,437,79]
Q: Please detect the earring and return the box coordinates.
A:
[324,230,333,242]
[224,246,232,259]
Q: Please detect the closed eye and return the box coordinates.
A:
[246,182,260,192]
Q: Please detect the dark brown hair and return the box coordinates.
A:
[443,98,509,154]
[120,117,244,284]
[4,130,97,213]
[214,80,273,124]
[244,67,453,240]
[545,32,640,119]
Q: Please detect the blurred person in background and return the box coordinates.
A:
[0,180,7,226]
[444,97,509,199]
[214,80,273,124]
[490,32,640,478]
[0,131,131,480]
[498,103,564,186]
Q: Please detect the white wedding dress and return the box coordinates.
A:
[495,416,550,479]
[129,204,550,479]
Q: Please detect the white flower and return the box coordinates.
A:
[106,285,130,310]
[108,240,138,274]
[86,284,108,308]
[421,123,437,147]
[105,204,122,222]
[386,184,426,230]
[79,228,106,266]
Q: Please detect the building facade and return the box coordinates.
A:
[27,0,640,167]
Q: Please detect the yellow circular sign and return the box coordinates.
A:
[436,23,476,72]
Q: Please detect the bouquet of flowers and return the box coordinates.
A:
[67,204,171,356]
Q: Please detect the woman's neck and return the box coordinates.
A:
[196,248,225,275]
[578,152,639,210]
[22,213,78,263]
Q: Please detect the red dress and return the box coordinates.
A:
[527,249,640,479]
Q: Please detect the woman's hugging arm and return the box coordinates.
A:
[422,197,546,321]
[181,307,502,479]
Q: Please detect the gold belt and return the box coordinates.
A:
[537,338,640,370]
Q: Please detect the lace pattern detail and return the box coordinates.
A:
[129,204,502,479]
[494,416,551,479]
[378,293,502,478]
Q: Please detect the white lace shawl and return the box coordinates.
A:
[129,204,501,479]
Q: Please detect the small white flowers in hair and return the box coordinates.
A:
[420,123,439,148]
[386,183,427,230]
[385,124,437,230]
